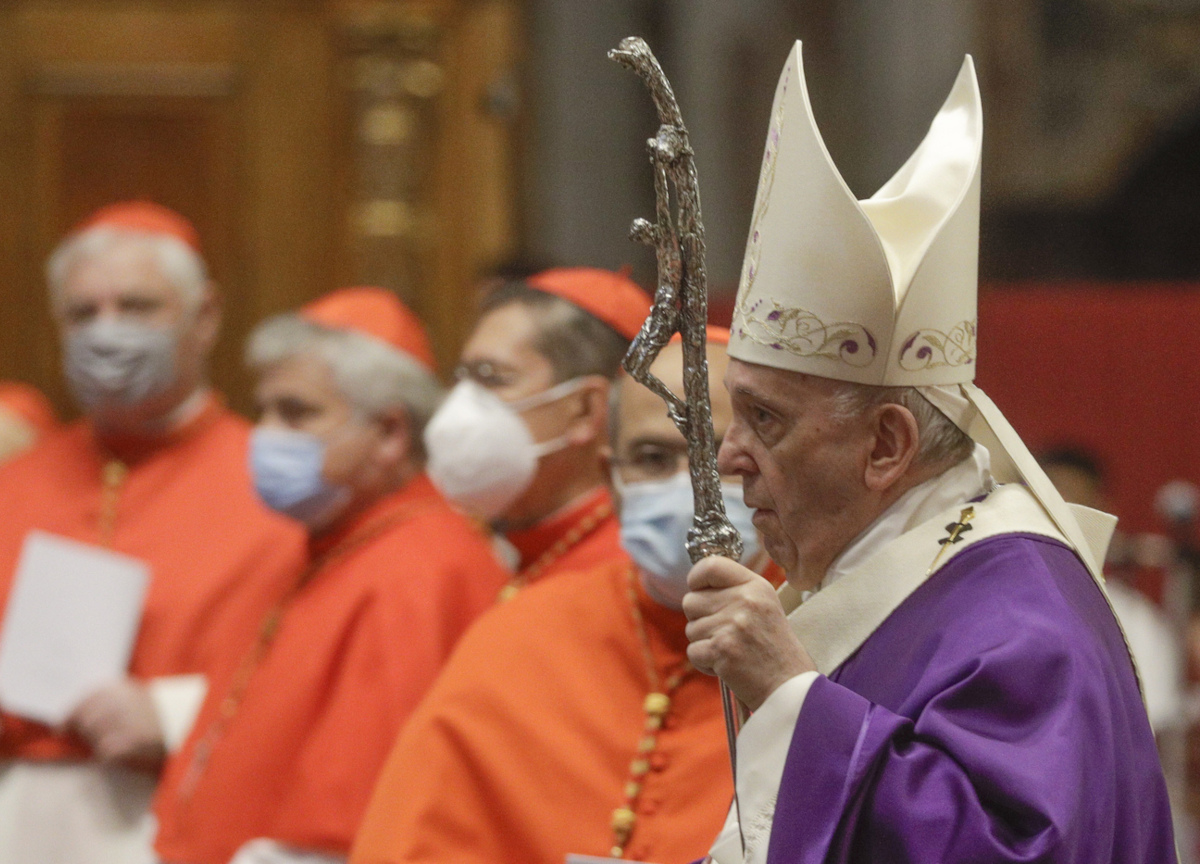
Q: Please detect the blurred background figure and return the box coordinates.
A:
[1040,445,1194,860]
[1157,482,1200,683]
[353,331,770,864]
[1040,446,1184,735]
[0,202,305,864]
[0,382,58,463]
[153,288,508,864]
[424,267,651,600]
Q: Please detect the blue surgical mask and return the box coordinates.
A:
[616,470,761,609]
[249,427,352,530]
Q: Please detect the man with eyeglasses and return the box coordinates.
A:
[423,267,651,600]
[352,328,777,864]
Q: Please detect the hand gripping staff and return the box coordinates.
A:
[608,36,746,855]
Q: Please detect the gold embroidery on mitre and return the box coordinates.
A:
[738,63,789,298]
[898,320,976,371]
[733,298,878,367]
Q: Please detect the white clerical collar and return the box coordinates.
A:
[808,444,993,599]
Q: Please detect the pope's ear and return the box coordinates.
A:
[563,376,611,447]
[863,403,920,493]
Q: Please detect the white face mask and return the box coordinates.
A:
[424,377,585,522]
[615,470,761,610]
[64,319,179,414]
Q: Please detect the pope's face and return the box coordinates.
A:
[718,358,876,589]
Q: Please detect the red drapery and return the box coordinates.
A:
[978,283,1200,535]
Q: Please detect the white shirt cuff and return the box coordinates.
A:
[229,839,346,864]
[147,675,208,753]
[708,671,821,864]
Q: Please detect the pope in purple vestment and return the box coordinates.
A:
[768,533,1175,862]
[675,37,1175,864]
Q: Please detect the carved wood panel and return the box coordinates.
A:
[0,0,522,415]
[26,84,241,409]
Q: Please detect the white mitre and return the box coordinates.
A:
[728,41,1115,583]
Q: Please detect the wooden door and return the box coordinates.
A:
[0,0,522,417]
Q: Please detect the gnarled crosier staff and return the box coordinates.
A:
[608,35,746,851]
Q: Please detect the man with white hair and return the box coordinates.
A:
[152,287,508,864]
[0,202,306,863]
[683,46,1174,862]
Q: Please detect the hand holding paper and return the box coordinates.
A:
[69,678,165,770]
[0,531,149,728]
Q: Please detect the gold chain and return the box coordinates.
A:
[610,565,692,858]
[497,498,613,602]
[98,460,128,548]
[175,501,433,801]
[93,400,222,548]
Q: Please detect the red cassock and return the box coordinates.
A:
[153,473,510,863]
[501,486,623,594]
[0,396,306,760]
[350,558,735,864]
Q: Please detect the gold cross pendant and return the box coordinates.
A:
[926,506,976,575]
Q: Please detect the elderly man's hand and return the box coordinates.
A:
[69,678,166,772]
[682,556,815,711]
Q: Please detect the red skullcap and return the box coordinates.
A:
[74,201,202,254]
[301,287,437,373]
[524,268,652,341]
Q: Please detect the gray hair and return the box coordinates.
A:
[46,226,208,312]
[247,315,443,461]
[830,382,974,469]
[480,281,631,383]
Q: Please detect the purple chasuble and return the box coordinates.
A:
[767,533,1175,863]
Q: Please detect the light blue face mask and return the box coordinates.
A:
[249,427,352,530]
[616,470,761,609]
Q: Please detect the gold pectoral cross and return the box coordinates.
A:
[927,506,975,575]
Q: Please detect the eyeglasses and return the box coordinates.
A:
[613,442,690,484]
[454,361,518,390]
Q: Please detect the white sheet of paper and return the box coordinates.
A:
[0,530,149,726]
